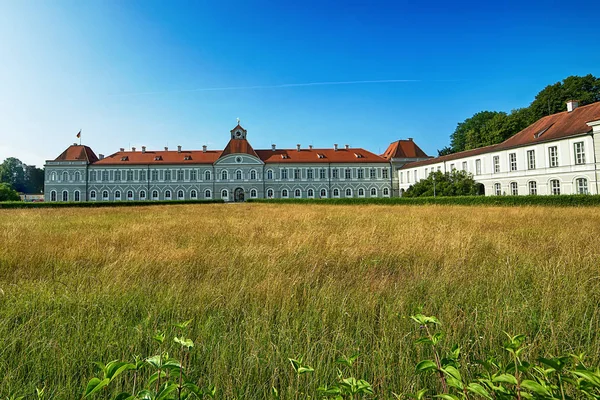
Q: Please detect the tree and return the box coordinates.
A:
[404,170,480,197]
[24,165,45,193]
[0,157,44,193]
[450,111,503,153]
[437,146,453,156]
[0,183,20,201]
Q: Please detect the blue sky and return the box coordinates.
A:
[1,0,599,167]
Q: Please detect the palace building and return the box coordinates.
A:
[43,123,428,202]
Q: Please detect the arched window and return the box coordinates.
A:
[494,183,502,196]
[333,188,340,197]
[62,171,69,182]
[250,170,257,180]
[50,172,57,181]
[282,189,289,198]
[74,171,81,182]
[221,189,228,199]
[140,190,146,200]
[191,190,197,199]
[90,190,96,200]
[127,190,134,200]
[307,188,314,198]
[74,191,80,202]
[576,178,588,194]
[50,190,57,201]
[267,170,273,180]
[294,189,301,198]
[236,170,242,180]
[383,187,390,197]
[205,170,211,181]
[345,188,352,197]
[177,190,184,200]
[370,188,377,197]
[102,190,109,200]
[358,188,365,197]
[152,190,158,200]
[510,182,518,196]
[250,189,257,198]
[528,181,537,195]
[62,190,68,202]
[205,189,212,199]
[267,188,274,198]
[550,179,561,195]
[320,189,327,198]
[221,170,228,180]
[114,190,121,201]
[165,190,172,200]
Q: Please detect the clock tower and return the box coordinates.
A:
[230,119,247,140]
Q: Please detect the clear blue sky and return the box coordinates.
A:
[1,0,599,167]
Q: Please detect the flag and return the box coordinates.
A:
[76,130,81,138]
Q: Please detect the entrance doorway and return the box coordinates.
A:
[234,188,245,202]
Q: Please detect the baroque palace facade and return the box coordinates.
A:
[44,124,429,202]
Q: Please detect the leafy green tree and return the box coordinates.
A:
[404,170,480,197]
[450,111,503,153]
[24,165,45,193]
[0,183,20,201]
[437,146,453,156]
[529,74,600,120]
[0,158,26,192]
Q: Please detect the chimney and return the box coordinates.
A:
[309,145,313,150]
[202,145,207,153]
[334,144,338,151]
[120,147,125,152]
[164,146,168,151]
[408,137,413,141]
[132,147,136,152]
[271,144,276,151]
[73,142,77,146]
[296,144,301,152]
[567,100,579,112]
[345,144,349,150]
[142,146,146,153]
[99,154,104,160]
[177,145,182,153]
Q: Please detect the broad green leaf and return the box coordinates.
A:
[571,369,600,387]
[492,374,518,385]
[114,393,134,400]
[173,319,193,329]
[442,365,462,381]
[414,337,433,346]
[435,394,460,400]
[467,383,493,400]
[84,377,110,397]
[521,380,551,396]
[146,355,163,369]
[298,366,314,374]
[156,383,179,400]
[416,360,438,373]
[174,336,194,349]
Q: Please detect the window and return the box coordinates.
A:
[320,169,327,179]
[345,188,352,197]
[574,142,585,165]
[281,169,288,179]
[115,190,121,201]
[221,170,228,180]
[462,161,467,171]
[345,169,351,179]
[383,187,390,197]
[510,182,518,195]
[549,146,559,167]
[332,169,339,179]
[294,169,301,180]
[101,170,108,181]
[89,171,96,181]
[74,191,81,202]
[400,172,403,183]
[62,171,69,182]
[450,163,455,171]
[294,189,301,198]
[320,189,327,198]
[165,190,172,200]
[370,188,377,197]
[236,170,242,180]
[165,170,171,181]
[425,168,428,176]
[267,170,273,180]
[177,170,184,181]
[204,189,212,199]
[221,189,228,199]
[127,190,133,200]
[414,170,417,182]
[205,170,211,181]
[191,190,197,199]
[576,178,588,194]
[493,156,500,173]
[74,171,81,182]
[527,150,536,170]
[152,190,159,200]
[50,172,57,181]
[282,189,289,198]
[509,153,517,171]
[333,188,340,197]
[267,188,274,198]
[136,170,144,181]
[250,170,257,180]
[494,183,501,196]
[357,169,364,179]
[140,190,146,200]
[250,189,257,198]
[90,190,96,200]
[370,168,376,179]
[62,190,68,202]
[103,190,109,200]
[190,170,197,181]
[475,159,481,175]
[307,169,313,179]
[358,188,365,197]
[115,170,121,181]
[528,181,537,195]
[152,170,159,181]
[550,179,560,195]
[307,188,314,198]
[127,170,134,181]
[177,190,183,200]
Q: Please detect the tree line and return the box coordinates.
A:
[0,158,44,201]
[438,74,600,155]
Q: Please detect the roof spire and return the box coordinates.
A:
[237,117,240,125]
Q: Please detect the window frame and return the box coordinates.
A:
[528,181,537,195]
[574,142,585,165]
[527,150,536,170]
[509,153,517,171]
[548,146,559,168]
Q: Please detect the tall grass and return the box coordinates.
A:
[0,204,599,399]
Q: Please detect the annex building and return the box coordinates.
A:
[399,101,600,196]
[43,123,429,202]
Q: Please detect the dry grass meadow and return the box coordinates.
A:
[1,203,599,399]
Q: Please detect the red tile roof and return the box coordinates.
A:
[401,101,600,170]
[53,145,99,163]
[219,138,260,159]
[94,150,222,165]
[381,139,430,159]
[256,148,388,163]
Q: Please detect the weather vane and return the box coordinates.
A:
[237,117,240,125]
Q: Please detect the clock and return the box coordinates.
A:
[235,131,242,138]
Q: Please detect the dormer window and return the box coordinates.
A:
[281,154,289,159]
[317,153,325,159]
[184,155,192,161]
[534,123,554,138]
[120,156,129,161]
[154,156,162,161]
[354,153,364,158]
